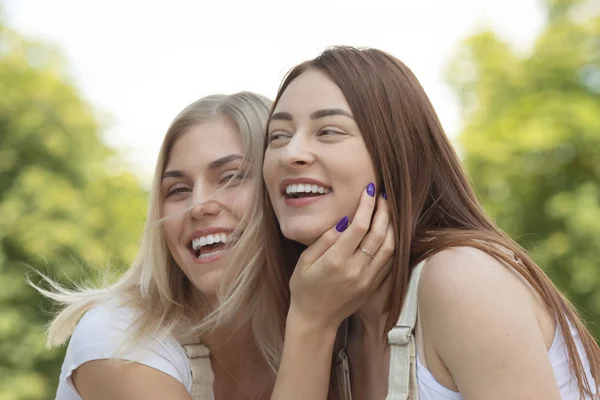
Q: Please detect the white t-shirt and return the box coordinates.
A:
[56,303,193,399]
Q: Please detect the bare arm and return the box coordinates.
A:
[272,186,394,399]
[271,310,339,400]
[419,247,561,400]
[72,360,192,400]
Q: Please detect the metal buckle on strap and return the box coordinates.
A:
[387,325,412,345]
[182,343,210,359]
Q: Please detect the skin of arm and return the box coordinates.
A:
[418,247,561,400]
[73,360,193,400]
[271,308,339,400]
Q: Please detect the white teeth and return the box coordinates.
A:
[192,232,229,250]
[285,183,331,195]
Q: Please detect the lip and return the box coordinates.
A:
[279,177,332,195]
[192,248,228,264]
[284,195,330,207]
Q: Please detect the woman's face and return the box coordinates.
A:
[263,69,377,245]
[161,117,253,303]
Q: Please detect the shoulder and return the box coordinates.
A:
[59,302,192,398]
[415,247,561,398]
[418,246,532,310]
[416,246,544,347]
[72,302,137,338]
[68,302,145,355]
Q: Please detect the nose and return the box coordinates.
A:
[188,186,222,220]
[190,200,221,220]
[280,133,314,168]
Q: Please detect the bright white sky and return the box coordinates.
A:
[5,0,545,183]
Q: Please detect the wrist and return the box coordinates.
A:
[286,306,340,342]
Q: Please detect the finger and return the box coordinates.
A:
[300,216,348,264]
[367,223,395,289]
[328,182,377,255]
[355,194,390,261]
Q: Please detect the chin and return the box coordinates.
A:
[280,223,325,246]
[188,270,221,299]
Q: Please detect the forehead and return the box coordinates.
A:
[274,69,352,116]
[166,117,242,169]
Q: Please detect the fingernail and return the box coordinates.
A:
[367,182,375,197]
[335,216,349,232]
[382,190,388,200]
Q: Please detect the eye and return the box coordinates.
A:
[219,170,250,186]
[268,131,291,143]
[318,129,344,137]
[167,185,191,197]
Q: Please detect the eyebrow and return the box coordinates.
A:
[270,111,293,121]
[310,108,354,120]
[162,170,185,179]
[162,154,243,180]
[207,154,243,170]
[269,108,354,123]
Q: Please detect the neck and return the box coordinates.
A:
[205,323,263,368]
[189,289,267,379]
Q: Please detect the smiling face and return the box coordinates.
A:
[263,68,377,245]
[161,116,253,304]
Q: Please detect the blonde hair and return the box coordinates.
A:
[35,92,280,366]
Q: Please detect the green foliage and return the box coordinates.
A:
[0,22,147,399]
[447,0,600,337]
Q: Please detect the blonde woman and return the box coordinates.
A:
[38,92,277,399]
[38,90,394,400]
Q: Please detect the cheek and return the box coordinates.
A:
[162,220,180,250]
[345,146,377,185]
[228,185,254,222]
[331,154,377,210]
[333,150,376,183]
[263,152,280,185]
[161,203,184,244]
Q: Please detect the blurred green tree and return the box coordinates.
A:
[447,0,600,338]
[0,19,147,400]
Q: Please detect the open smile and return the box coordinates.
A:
[279,178,332,207]
[186,230,240,264]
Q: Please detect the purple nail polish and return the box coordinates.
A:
[335,216,349,232]
[367,183,375,197]
[382,190,388,200]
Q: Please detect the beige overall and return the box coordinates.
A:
[180,261,426,400]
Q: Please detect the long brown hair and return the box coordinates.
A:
[262,46,599,398]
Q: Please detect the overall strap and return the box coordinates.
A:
[334,319,352,400]
[386,260,426,400]
[178,336,214,400]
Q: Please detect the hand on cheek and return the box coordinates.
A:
[288,182,394,332]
